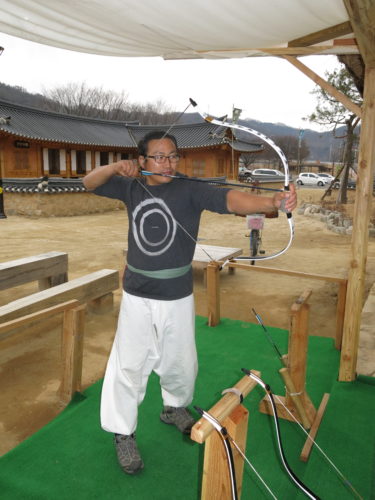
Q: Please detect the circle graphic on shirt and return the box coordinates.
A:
[132,198,177,256]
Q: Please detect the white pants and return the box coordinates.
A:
[100,291,198,435]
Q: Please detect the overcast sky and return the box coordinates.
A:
[0,33,342,131]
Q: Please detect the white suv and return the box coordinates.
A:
[297,173,328,186]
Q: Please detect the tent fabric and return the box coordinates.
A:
[0,0,358,59]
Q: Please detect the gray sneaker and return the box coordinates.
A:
[114,433,144,475]
[160,406,196,435]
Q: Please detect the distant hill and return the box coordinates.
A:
[0,82,348,162]
[180,112,348,162]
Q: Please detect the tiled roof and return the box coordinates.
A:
[0,99,262,153]
[0,100,136,147]
[128,123,261,151]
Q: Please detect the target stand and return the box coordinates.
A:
[258,289,330,461]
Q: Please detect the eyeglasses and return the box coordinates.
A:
[146,154,180,164]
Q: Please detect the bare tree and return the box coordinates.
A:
[306,65,362,204]
[254,135,309,170]
[42,82,177,124]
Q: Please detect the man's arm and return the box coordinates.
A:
[83,160,139,191]
[226,183,297,215]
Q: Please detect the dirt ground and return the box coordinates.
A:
[1,187,375,456]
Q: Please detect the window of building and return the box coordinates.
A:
[48,149,60,174]
[76,150,86,174]
[192,159,205,177]
[100,152,109,166]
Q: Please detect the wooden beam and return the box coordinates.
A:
[0,269,119,323]
[191,371,260,444]
[282,55,362,118]
[0,300,79,338]
[300,393,330,462]
[206,261,221,326]
[288,21,353,47]
[344,0,375,66]
[0,251,68,291]
[339,65,375,381]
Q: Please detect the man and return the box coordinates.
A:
[83,130,297,475]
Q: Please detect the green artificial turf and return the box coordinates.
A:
[1,316,373,499]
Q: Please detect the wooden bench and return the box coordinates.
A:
[0,251,68,292]
[0,269,119,327]
[0,300,86,403]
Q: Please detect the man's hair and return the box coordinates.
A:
[138,131,178,156]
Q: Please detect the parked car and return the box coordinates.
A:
[238,167,253,181]
[317,173,340,188]
[251,168,284,177]
[317,173,334,181]
[296,172,329,186]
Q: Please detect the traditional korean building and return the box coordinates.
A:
[0,99,261,216]
[0,99,261,184]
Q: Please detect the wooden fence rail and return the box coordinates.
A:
[206,261,348,350]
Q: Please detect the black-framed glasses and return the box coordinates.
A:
[146,154,180,164]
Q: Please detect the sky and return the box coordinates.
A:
[0,33,342,131]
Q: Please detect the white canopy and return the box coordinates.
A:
[0,0,358,59]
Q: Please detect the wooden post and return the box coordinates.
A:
[335,280,347,350]
[60,304,86,403]
[339,66,375,381]
[201,406,248,500]
[259,290,317,427]
[206,261,221,326]
[191,371,261,499]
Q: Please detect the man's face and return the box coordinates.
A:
[139,138,179,186]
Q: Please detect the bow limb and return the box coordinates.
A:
[189,98,295,262]
[242,370,321,500]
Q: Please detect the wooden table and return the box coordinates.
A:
[192,244,243,266]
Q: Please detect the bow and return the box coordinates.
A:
[189,98,295,263]
[242,369,321,500]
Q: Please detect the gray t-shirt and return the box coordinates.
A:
[93,174,230,300]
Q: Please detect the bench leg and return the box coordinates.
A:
[38,272,68,290]
[89,292,114,314]
[60,305,86,404]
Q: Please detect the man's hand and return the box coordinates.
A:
[83,159,140,191]
[112,159,139,178]
[272,183,297,213]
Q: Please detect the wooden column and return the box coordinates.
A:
[339,65,375,381]
[201,406,248,500]
[60,304,86,403]
[191,371,261,499]
[335,280,348,350]
[206,261,221,326]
